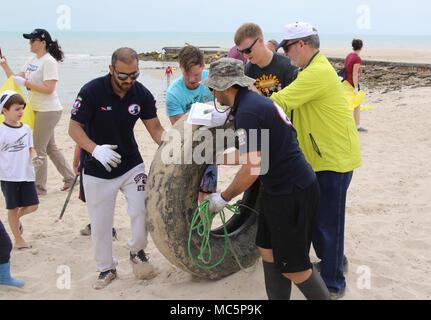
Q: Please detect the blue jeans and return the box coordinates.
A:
[312,171,353,293]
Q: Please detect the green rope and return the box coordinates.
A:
[187,200,259,271]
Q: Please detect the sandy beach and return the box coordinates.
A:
[1,48,430,300]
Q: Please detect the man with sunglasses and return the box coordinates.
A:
[270,22,362,299]
[69,47,165,289]
[234,23,297,97]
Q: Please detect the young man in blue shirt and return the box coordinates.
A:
[165,45,217,203]
[69,47,165,289]
[201,58,330,300]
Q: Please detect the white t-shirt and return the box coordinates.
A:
[20,53,63,112]
[0,123,35,182]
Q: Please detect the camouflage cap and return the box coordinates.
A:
[200,58,255,91]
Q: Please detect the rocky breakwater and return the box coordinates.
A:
[329,58,431,94]
[138,46,228,64]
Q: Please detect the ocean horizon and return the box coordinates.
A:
[1,31,431,104]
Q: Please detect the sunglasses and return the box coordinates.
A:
[237,38,259,54]
[282,40,300,53]
[30,38,41,43]
[114,68,140,81]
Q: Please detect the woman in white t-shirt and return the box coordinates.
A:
[0,29,75,195]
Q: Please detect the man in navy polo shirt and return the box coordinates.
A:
[201,58,330,300]
[69,47,165,289]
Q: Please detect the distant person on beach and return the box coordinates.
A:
[72,144,118,239]
[161,48,166,60]
[165,65,173,86]
[202,58,330,300]
[0,28,75,196]
[0,218,25,287]
[165,45,216,203]
[266,39,279,52]
[0,91,40,251]
[345,39,367,132]
[234,23,297,97]
[227,45,247,65]
[270,22,362,299]
[69,47,165,289]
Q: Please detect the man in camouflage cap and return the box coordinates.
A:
[200,57,255,91]
[202,58,331,300]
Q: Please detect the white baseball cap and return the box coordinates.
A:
[0,90,19,114]
[277,22,318,50]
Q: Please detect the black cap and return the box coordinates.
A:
[23,29,53,43]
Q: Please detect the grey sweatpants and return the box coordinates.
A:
[33,110,75,194]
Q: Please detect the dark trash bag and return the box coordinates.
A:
[337,68,346,81]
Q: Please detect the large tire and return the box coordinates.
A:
[145,115,261,280]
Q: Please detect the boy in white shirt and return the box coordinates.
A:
[0,90,40,250]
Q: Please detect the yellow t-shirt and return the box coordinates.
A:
[270,52,362,173]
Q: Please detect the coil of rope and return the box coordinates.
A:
[187,199,259,271]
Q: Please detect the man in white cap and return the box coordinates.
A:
[270,22,362,299]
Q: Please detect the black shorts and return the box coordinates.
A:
[256,179,320,273]
[1,181,39,210]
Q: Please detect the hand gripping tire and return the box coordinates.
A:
[145,115,261,280]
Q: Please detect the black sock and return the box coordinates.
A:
[262,261,292,300]
[295,267,330,300]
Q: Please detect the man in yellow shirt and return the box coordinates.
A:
[270,22,362,299]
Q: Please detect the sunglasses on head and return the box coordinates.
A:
[114,68,140,81]
[237,38,259,54]
[282,40,300,53]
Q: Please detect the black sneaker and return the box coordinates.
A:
[93,269,117,290]
[130,250,157,280]
[130,249,149,264]
[330,285,346,300]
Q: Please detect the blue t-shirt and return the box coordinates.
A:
[232,87,315,196]
[165,69,214,117]
[71,74,157,179]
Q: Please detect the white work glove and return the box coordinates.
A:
[353,87,359,94]
[199,109,229,130]
[206,192,229,213]
[92,144,122,172]
[13,75,27,87]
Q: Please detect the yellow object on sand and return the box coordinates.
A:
[0,77,35,129]
[341,80,372,111]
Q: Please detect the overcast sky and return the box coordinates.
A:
[1,0,430,35]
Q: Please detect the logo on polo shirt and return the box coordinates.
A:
[100,106,112,111]
[273,102,292,126]
[236,129,247,147]
[128,104,141,116]
[71,96,82,115]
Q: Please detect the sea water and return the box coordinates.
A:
[1,31,431,104]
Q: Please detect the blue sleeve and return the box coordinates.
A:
[165,85,185,117]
